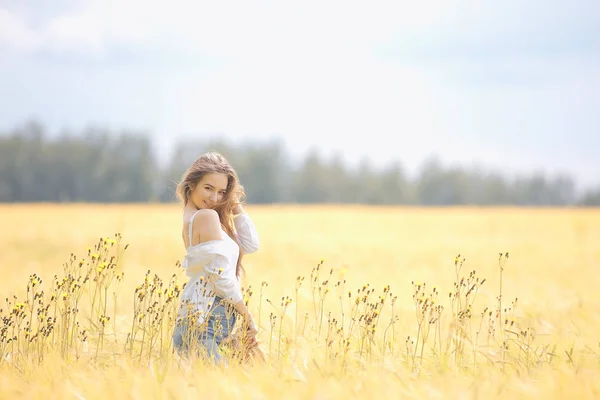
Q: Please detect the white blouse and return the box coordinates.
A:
[177,211,260,324]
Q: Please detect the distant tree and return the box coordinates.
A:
[0,120,597,206]
[379,161,413,204]
[579,187,600,206]
[291,148,329,203]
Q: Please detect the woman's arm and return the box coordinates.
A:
[233,204,260,254]
[194,209,257,332]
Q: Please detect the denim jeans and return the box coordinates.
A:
[173,297,237,365]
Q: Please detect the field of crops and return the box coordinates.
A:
[1,204,599,399]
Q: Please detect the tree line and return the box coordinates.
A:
[1,121,599,206]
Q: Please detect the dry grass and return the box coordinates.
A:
[1,204,600,399]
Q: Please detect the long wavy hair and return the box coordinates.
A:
[175,151,246,279]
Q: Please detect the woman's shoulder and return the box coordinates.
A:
[191,208,219,221]
[185,208,218,225]
[190,209,222,241]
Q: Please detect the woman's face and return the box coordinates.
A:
[190,172,229,209]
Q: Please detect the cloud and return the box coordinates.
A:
[0,9,40,52]
[377,1,600,64]
[0,0,453,59]
[3,0,598,66]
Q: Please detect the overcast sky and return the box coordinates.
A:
[1,0,599,189]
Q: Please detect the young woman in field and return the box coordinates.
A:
[172,151,260,365]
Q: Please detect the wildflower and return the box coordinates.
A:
[30,276,41,287]
[12,303,25,312]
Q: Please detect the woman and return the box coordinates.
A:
[172,151,260,365]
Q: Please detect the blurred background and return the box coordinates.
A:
[1,0,598,205]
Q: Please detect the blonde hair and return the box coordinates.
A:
[175,151,246,278]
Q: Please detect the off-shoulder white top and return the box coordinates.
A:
[177,210,259,324]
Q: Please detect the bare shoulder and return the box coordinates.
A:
[193,209,222,242]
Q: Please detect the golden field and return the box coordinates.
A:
[1,204,600,399]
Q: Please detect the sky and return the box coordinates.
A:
[0,0,599,189]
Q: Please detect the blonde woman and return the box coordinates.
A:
[172,151,260,364]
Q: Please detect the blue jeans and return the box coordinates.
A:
[173,297,238,365]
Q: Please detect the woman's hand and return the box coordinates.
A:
[233,299,258,335]
[245,312,258,337]
[232,203,244,215]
